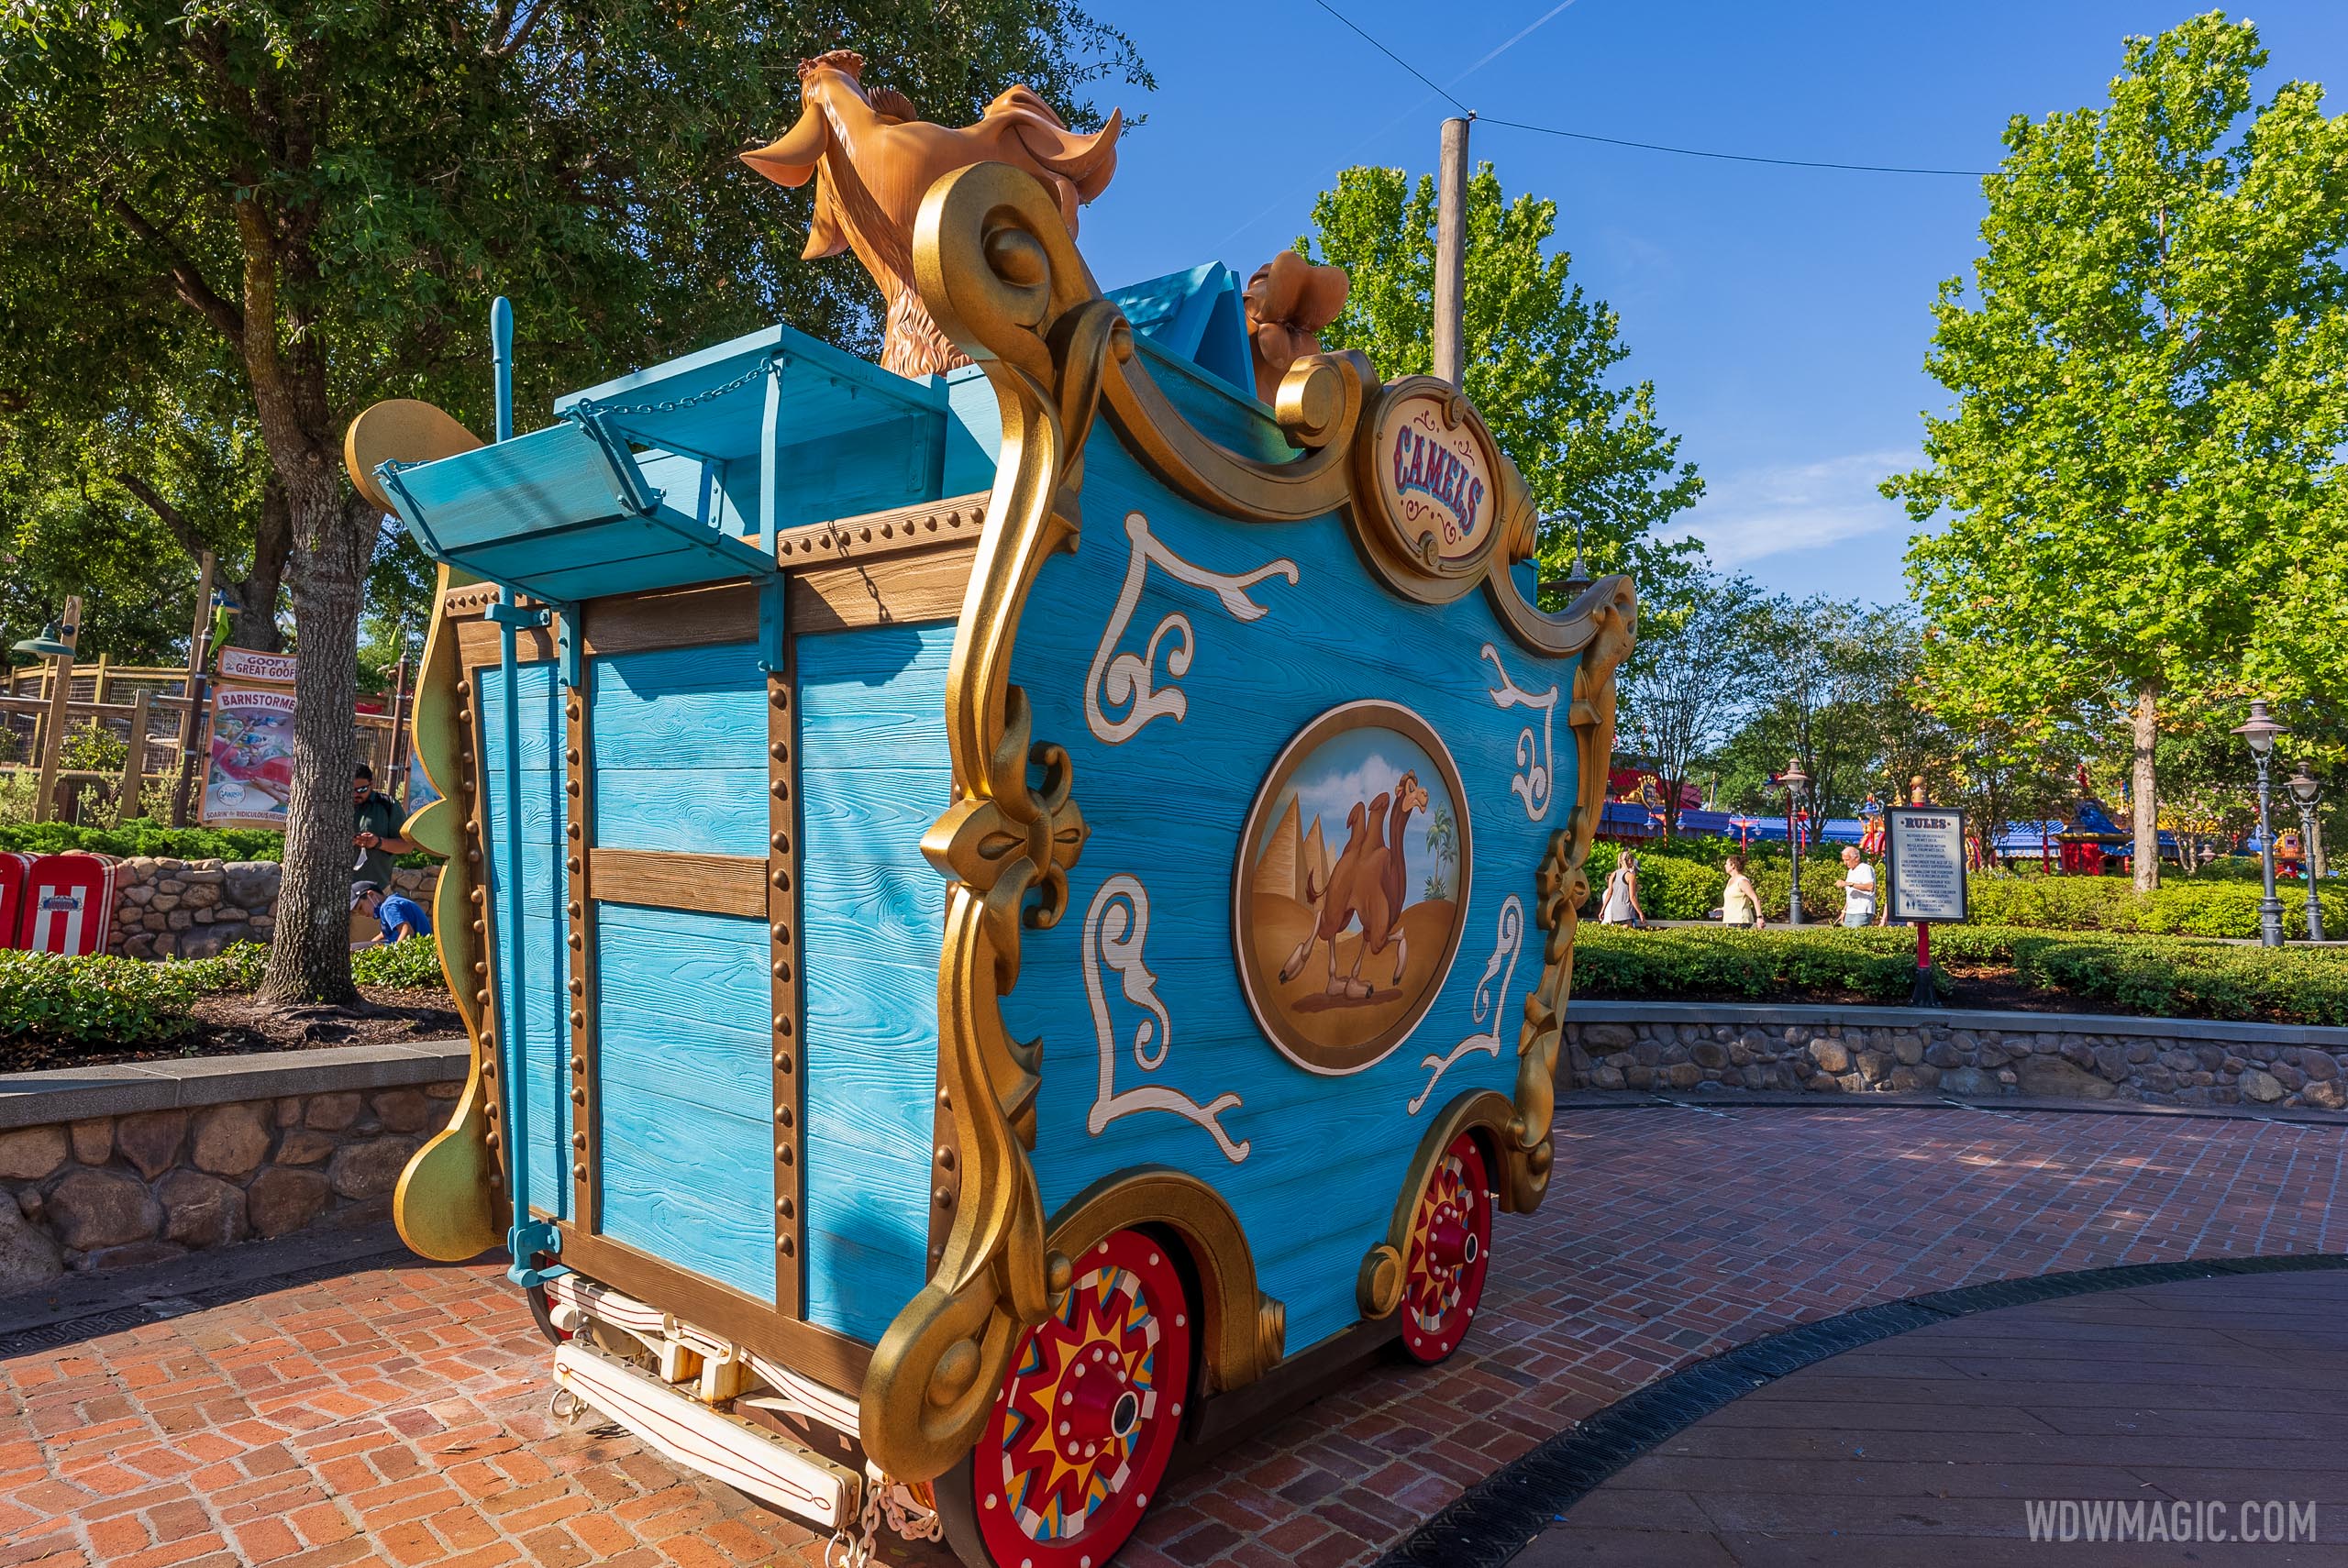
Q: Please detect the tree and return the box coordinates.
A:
[0,0,1146,1001]
[1615,571,1773,838]
[1301,164,1703,592]
[1721,596,1913,824]
[1887,12,2348,891]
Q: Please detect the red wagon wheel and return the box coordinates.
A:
[939,1228,1194,1568]
[1398,1132,1492,1364]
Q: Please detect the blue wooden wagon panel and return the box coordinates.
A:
[476,659,575,1223]
[1005,424,1577,1354]
[796,623,956,1342]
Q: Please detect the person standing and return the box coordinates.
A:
[1600,850,1646,928]
[352,763,412,890]
[1837,845,1877,928]
[1722,855,1765,929]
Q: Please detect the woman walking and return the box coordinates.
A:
[1600,850,1646,928]
[1722,854,1765,930]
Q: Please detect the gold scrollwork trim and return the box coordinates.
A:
[1045,1166,1285,1396]
[859,161,1117,1483]
[391,561,507,1261]
[1501,576,1636,1209]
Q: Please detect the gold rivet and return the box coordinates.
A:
[568,856,582,873]
[770,742,788,762]
[566,747,581,764]
[771,960,790,980]
[569,901,582,919]
[779,1237,795,1256]
[935,1187,953,1209]
[770,780,788,801]
[771,923,789,943]
[572,1163,587,1179]
[936,1148,956,1171]
[770,871,791,891]
[570,1088,584,1105]
[571,1133,585,1151]
[775,1053,793,1074]
[569,933,583,950]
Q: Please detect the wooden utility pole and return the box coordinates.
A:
[1433,114,1473,387]
[31,595,83,823]
[119,687,151,819]
[170,551,217,827]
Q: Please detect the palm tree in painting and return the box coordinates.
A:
[1423,807,1456,901]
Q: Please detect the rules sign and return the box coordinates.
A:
[1887,806,1968,923]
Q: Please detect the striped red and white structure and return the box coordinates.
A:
[21,852,115,956]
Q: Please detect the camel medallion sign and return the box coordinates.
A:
[1235,701,1473,1076]
[1356,378,1507,602]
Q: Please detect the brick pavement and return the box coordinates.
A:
[3,1103,2342,1568]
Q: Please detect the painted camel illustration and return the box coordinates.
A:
[1279,769,1431,999]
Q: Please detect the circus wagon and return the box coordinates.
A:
[349,52,1633,1568]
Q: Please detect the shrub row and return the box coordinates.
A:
[0,817,434,868]
[0,817,285,863]
[1571,923,2348,1027]
[1586,838,2343,938]
[0,938,449,1047]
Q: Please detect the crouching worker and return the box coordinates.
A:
[352,881,434,947]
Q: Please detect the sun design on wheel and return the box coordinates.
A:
[975,1230,1192,1564]
[1401,1132,1491,1363]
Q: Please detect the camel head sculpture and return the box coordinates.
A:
[741,51,1124,379]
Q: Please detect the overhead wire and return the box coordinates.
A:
[1312,0,1993,180]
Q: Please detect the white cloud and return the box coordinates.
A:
[1665,450,1919,568]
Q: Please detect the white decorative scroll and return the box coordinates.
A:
[1084,874,1250,1162]
[1085,511,1300,745]
[1480,643,1559,822]
[1409,895,1525,1116]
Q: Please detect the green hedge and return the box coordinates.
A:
[1571,923,2348,1026]
[1587,837,2343,937]
[352,937,449,988]
[0,817,435,868]
[0,938,448,1048]
[0,818,285,862]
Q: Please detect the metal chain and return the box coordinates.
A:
[567,350,786,423]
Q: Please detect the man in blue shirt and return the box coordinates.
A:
[352,881,434,945]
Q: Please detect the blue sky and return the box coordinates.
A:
[1072,1,2348,606]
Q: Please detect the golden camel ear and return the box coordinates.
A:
[741,105,829,188]
[1001,100,1123,204]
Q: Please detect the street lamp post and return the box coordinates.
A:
[1782,758,1811,926]
[2232,700,2288,948]
[2288,761,2325,944]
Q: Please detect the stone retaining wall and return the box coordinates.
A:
[0,1041,467,1293]
[1565,1002,2348,1111]
[108,858,439,960]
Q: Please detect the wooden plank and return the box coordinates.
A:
[553,1225,872,1394]
[794,623,952,1343]
[458,618,558,668]
[770,628,804,1315]
[596,1080,775,1304]
[589,849,765,918]
[582,582,759,657]
[770,492,990,567]
[787,543,976,634]
[565,679,600,1232]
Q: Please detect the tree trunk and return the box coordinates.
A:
[2132,680,2160,892]
[225,477,294,651]
[260,491,370,1005]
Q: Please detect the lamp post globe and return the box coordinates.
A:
[2288,761,2324,944]
[2232,701,2289,948]
[1781,759,1811,926]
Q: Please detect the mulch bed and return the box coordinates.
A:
[0,988,463,1074]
